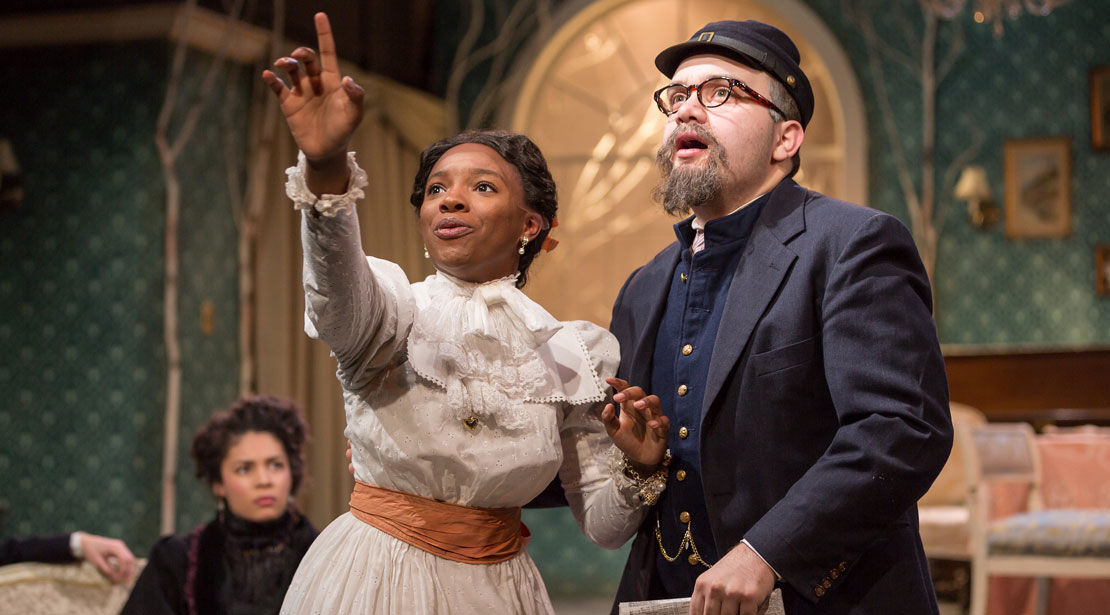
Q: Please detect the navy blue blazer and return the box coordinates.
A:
[609,179,952,614]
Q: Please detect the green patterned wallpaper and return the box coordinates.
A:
[803,0,1110,346]
[0,42,245,555]
[524,507,630,598]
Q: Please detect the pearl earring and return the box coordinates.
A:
[423,245,429,259]
[518,236,529,255]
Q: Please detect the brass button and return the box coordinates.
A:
[822,578,832,589]
[677,384,688,396]
[830,569,839,580]
[680,273,688,282]
[687,553,700,566]
[676,469,687,481]
[815,586,825,597]
[681,344,693,356]
[839,562,848,572]
[787,74,796,87]
[679,511,690,523]
[679,426,689,439]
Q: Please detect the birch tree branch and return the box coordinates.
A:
[866,39,921,218]
[235,0,284,397]
[935,124,982,232]
[936,16,966,82]
[895,4,924,52]
[155,0,244,535]
[844,0,921,76]
[444,0,486,132]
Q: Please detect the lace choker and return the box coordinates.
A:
[407,271,603,430]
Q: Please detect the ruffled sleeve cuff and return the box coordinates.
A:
[285,150,370,217]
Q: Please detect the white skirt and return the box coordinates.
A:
[280,512,556,614]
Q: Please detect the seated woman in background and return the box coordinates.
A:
[121,396,318,615]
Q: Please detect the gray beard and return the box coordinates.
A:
[653,130,728,217]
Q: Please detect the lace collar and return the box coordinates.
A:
[407,270,605,430]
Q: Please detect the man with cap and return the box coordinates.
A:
[606,19,952,614]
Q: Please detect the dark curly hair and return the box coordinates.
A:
[409,130,557,289]
[190,396,310,496]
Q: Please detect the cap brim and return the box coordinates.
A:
[654,41,761,78]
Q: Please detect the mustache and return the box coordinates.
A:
[653,124,728,216]
[657,124,723,168]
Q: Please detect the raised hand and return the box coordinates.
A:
[261,12,364,192]
[601,377,670,474]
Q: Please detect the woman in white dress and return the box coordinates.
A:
[262,13,672,615]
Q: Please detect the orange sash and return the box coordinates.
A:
[348,480,530,564]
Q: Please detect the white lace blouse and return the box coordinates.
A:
[280,152,648,614]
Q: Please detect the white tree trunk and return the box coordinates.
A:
[845,0,976,291]
[156,148,182,536]
[155,0,243,534]
[235,0,285,397]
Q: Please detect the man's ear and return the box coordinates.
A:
[772,120,805,163]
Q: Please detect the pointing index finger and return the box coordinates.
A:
[314,12,341,78]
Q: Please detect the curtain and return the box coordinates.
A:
[252,67,442,528]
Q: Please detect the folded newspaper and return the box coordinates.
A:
[618,588,784,615]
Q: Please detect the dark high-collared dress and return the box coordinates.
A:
[121,509,316,615]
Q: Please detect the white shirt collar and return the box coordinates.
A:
[691,193,767,230]
[690,193,767,253]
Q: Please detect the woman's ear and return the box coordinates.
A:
[524,212,544,241]
[211,482,226,499]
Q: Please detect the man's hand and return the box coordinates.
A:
[346,439,354,476]
[690,542,776,615]
[601,377,669,474]
[78,532,136,584]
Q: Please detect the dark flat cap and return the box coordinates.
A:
[655,20,814,128]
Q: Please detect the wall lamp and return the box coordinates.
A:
[954,165,997,229]
[0,138,23,211]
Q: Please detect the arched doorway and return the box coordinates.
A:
[509,0,867,326]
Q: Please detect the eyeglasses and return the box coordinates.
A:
[653,77,784,117]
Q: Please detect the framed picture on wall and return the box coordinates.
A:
[1097,244,1110,297]
[1003,138,1072,239]
[1092,67,1110,150]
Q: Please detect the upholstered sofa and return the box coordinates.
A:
[0,559,143,615]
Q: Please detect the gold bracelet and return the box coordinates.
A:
[620,450,671,506]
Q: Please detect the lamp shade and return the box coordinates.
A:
[954,165,992,201]
[0,139,19,174]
